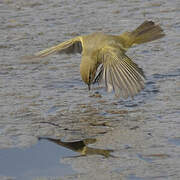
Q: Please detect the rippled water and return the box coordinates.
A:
[0,0,180,179]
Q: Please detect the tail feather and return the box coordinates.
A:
[120,21,165,48]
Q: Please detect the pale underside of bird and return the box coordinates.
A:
[25,21,165,99]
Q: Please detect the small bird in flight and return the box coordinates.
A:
[27,21,165,99]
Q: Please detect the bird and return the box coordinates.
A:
[27,20,165,99]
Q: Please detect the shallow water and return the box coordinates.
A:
[0,0,180,179]
[0,139,76,180]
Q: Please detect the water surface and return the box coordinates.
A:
[0,0,180,179]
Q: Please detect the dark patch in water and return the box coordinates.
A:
[153,69,180,79]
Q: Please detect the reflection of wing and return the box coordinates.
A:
[39,137,113,158]
[25,36,83,59]
[39,137,96,152]
[95,46,145,98]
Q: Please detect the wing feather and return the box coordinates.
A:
[119,60,144,91]
[110,65,128,98]
[97,46,145,98]
[105,65,113,92]
[23,37,83,59]
[113,59,141,97]
[122,58,145,83]
[112,63,137,97]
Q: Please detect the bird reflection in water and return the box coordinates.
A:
[39,137,114,158]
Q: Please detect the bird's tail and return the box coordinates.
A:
[120,21,165,49]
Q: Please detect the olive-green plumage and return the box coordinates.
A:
[28,21,165,98]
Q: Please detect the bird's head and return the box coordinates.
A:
[80,59,97,90]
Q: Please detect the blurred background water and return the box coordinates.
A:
[0,0,180,179]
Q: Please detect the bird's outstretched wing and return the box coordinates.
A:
[23,36,83,59]
[94,46,145,98]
